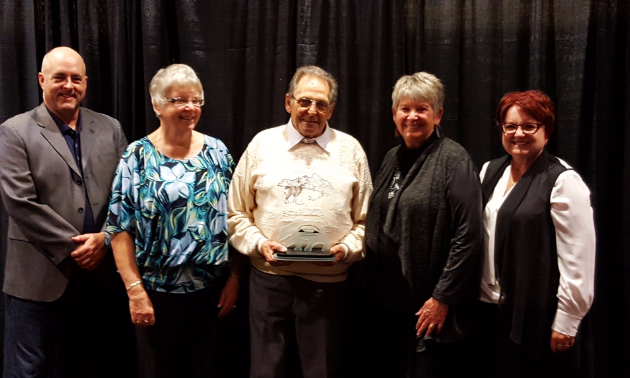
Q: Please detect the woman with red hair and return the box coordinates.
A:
[474,90,596,377]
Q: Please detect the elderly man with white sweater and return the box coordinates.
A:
[228,65,372,378]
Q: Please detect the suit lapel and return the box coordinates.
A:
[79,110,99,172]
[36,104,82,177]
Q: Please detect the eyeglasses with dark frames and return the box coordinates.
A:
[166,97,205,107]
[293,96,332,113]
[501,123,543,135]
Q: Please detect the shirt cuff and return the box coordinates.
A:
[255,235,269,254]
[338,234,365,262]
[551,308,582,337]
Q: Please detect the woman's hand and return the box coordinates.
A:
[110,232,155,326]
[550,330,575,353]
[415,297,449,337]
[217,276,239,319]
[128,285,155,326]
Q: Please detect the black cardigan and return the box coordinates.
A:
[365,128,483,342]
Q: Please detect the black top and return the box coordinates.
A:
[397,130,436,180]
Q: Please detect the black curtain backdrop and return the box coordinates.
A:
[0,0,628,377]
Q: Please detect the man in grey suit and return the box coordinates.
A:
[0,47,132,377]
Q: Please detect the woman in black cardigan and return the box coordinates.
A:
[363,72,483,378]
[472,90,596,378]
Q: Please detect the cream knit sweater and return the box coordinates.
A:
[228,124,372,282]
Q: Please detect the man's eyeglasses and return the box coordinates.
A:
[293,96,332,113]
[166,97,205,107]
[501,123,543,135]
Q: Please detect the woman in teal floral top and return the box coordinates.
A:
[106,64,240,378]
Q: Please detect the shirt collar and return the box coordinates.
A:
[46,106,83,135]
[286,118,331,152]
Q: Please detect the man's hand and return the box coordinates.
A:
[71,232,106,270]
[260,241,293,266]
[311,244,347,266]
[330,244,347,262]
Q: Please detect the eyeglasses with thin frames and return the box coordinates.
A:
[166,97,205,107]
[501,123,543,135]
[292,96,332,113]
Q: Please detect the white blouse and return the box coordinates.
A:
[479,159,596,337]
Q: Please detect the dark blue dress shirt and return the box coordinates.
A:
[46,107,97,234]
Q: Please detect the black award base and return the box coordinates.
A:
[273,247,335,262]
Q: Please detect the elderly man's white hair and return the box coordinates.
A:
[391,72,444,112]
[149,64,204,117]
[287,65,339,104]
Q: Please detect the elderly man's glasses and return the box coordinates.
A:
[502,123,543,135]
[293,96,331,112]
[166,97,205,107]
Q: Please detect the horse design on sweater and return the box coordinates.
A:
[278,173,332,204]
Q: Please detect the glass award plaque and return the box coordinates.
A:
[273,220,335,262]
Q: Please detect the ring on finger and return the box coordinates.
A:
[143,319,149,324]
[428,324,436,328]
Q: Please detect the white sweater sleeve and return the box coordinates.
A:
[227,147,267,256]
[550,169,596,336]
[336,149,372,262]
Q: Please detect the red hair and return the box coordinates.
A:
[495,90,556,135]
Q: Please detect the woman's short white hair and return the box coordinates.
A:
[149,64,204,116]
[392,72,444,111]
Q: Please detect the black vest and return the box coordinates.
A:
[481,150,568,355]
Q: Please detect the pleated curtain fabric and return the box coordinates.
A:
[1,0,630,377]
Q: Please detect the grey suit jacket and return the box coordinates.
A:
[0,103,128,302]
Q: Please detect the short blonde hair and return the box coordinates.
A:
[392,72,444,111]
[149,64,204,116]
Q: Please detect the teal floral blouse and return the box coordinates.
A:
[105,135,234,293]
